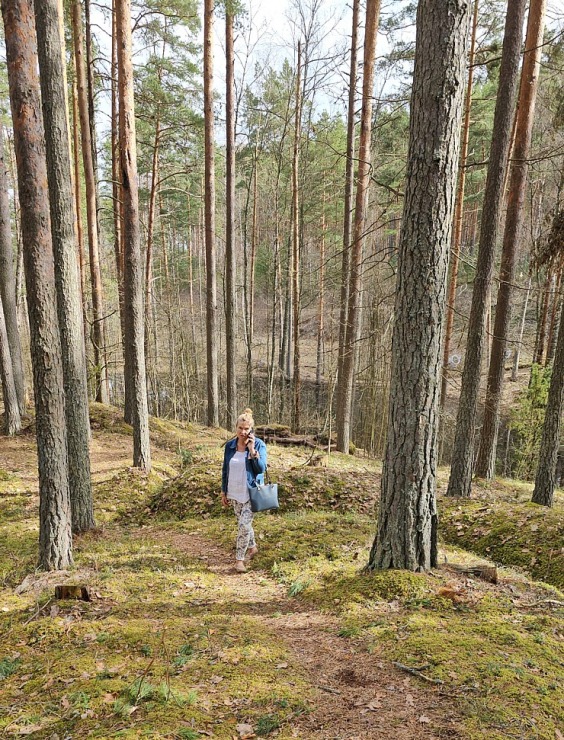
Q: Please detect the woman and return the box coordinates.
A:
[221,408,267,572]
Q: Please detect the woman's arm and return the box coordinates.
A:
[250,438,267,475]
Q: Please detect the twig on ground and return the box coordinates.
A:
[316,684,342,695]
[392,661,444,685]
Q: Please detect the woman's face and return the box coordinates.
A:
[236,421,252,441]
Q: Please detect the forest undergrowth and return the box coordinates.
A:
[0,404,562,739]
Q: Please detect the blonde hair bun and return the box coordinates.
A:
[236,408,255,429]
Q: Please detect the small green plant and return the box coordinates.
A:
[338,626,362,638]
[173,643,194,668]
[509,364,552,479]
[287,578,311,597]
[256,714,280,736]
[177,731,200,740]
[178,447,193,469]
[0,657,20,679]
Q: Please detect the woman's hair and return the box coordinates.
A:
[236,408,255,428]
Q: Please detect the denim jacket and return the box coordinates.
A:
[221,436,267,494]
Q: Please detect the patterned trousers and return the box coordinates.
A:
[231,500,256,560]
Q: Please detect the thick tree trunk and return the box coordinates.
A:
[0,123,26,415]
[545,266,562,364]
[446,0,526,498]
[203,0,219,426]
[71,0,109,404]
[440,0,479,410]
[34,0,94,533]
[0,294,21,434]
[368,0,470,570]
[291,41,302,432]
[337,0,380,452]
[2,0,73,570]
[475,0,547,480]
[225,10,237,429]
[532,296,564,507]
[116,0,151,470]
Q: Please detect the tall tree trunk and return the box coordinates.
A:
[316,196,326,407]
[532,296,564,507]
[446,0,526,498]
[34,0,94,533]
[475,0,547,479]
[545,266,562,364]
[368,0,470,571]
[0,123,26,415]
[337,0,360,396]
[337,0,380,452]
[116,0,151,470]
[71,79,88,351]
[512,273,532,380]
[534,267,552,365]
[71,0,109,404]
[203,0,219,426]
[2,0,73,570]
[440,0,479,410]
[111,0,126,409]
[291,41,302,432]
[0,293,21,434]
[225,8,237,429]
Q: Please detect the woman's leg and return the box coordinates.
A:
[232,500,255,560]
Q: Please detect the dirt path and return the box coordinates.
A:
[1,428,464,739]
[158,528,463,740]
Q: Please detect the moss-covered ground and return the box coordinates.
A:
[0,405,562,739]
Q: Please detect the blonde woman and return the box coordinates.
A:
[221,408,267,572]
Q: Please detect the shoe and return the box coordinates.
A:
[247,546,258,559]
[235,561,247,573]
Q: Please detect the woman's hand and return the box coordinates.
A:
[246,433,259,459]
[221,493,229,507]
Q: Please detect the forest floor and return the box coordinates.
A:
[0,405,563,740]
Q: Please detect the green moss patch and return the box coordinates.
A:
[439,498,564,589]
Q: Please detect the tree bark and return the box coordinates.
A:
[291,40,302,432]
[225,8,237,429]
[337,0,381,452]
[0,123,26,415]
[71,79,88,350]
[0,293,21,434]
[475,0,547,480]
[203,0,219,426]
[34,0,94,533]
[446,0,526,498]
[2,0,73,570]
[440,0,479,410]
[532,296,564,507]
[71,0,109,404]
[337,0,359,400]
[368,0,470,570]
[116,0,151,470]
